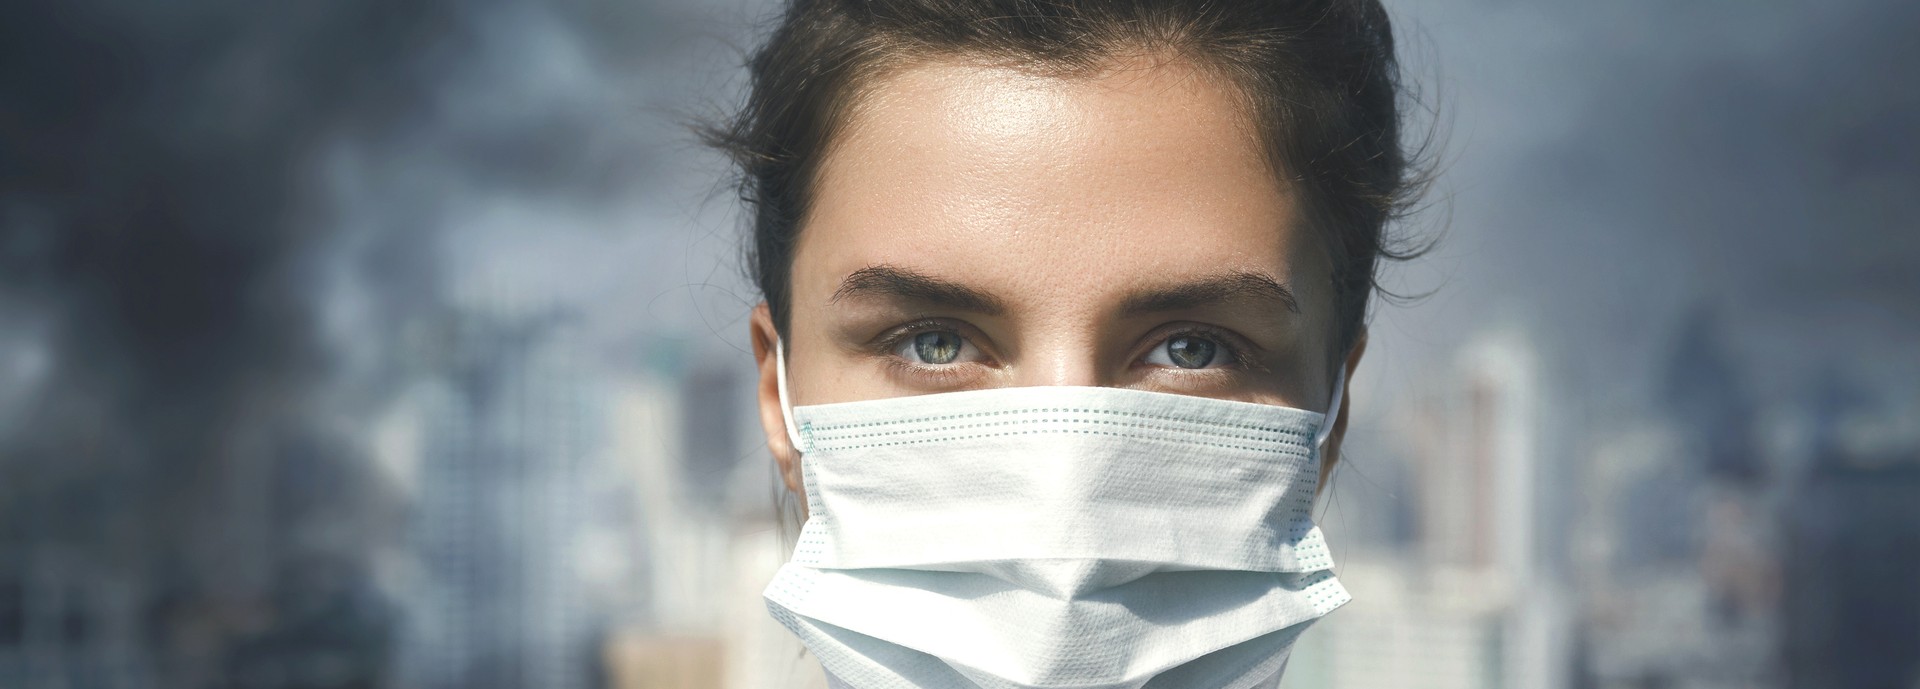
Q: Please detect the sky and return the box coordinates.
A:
[1364,0,1919,419]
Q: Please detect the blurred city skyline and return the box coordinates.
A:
[1,0,1915,687]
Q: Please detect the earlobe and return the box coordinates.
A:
[750,304,805,500]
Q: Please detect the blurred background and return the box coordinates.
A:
[0,0,1915,688]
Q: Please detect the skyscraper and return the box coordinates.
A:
[397,296,604,689]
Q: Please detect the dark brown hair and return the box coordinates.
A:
[705,0,1433,362]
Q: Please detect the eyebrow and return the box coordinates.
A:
[830,264,1007,314]
[1119,270,1300,316]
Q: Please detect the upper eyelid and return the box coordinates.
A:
[1148,323,1241,348]
[868,318,958,344]
[877,318,974,343]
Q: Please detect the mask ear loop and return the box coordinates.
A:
[772,338,813,545]
[774,337,805,454]
[1310,365,1349,523]
[1310,366,1348,451]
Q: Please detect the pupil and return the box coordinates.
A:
[913,331,961,364]
[1167,336,1216,369]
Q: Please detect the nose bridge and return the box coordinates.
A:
[1011,318,1105,388]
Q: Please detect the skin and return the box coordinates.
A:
[749,54,1367,507]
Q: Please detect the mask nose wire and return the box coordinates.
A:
[774,337,805,453]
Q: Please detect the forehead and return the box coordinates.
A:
[795,55,1324,317]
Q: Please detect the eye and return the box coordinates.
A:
[1143,334,1227,370]
[896,330,970,365]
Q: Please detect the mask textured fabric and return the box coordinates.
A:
[790,387,1332,575]
[768,565,1342,685]
[789,608,1309,689]
[763,383,1350,689]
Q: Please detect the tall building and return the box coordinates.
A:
[1286,327,1572,689]
[600,338,806,689]
[1575,311,1784,689]
[395,298,607,689]
[1779,377,1920,688]
[0,551,151,689]
[605,341,743,636]
[1661,310,1762,485]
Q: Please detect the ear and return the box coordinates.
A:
[750,303,806,505]
[1318,328,1367,489]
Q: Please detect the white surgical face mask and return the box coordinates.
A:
[768,342,1350,689]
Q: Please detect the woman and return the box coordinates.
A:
[704,0,1429,686]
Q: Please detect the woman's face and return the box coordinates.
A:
[751,55,1365,494]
